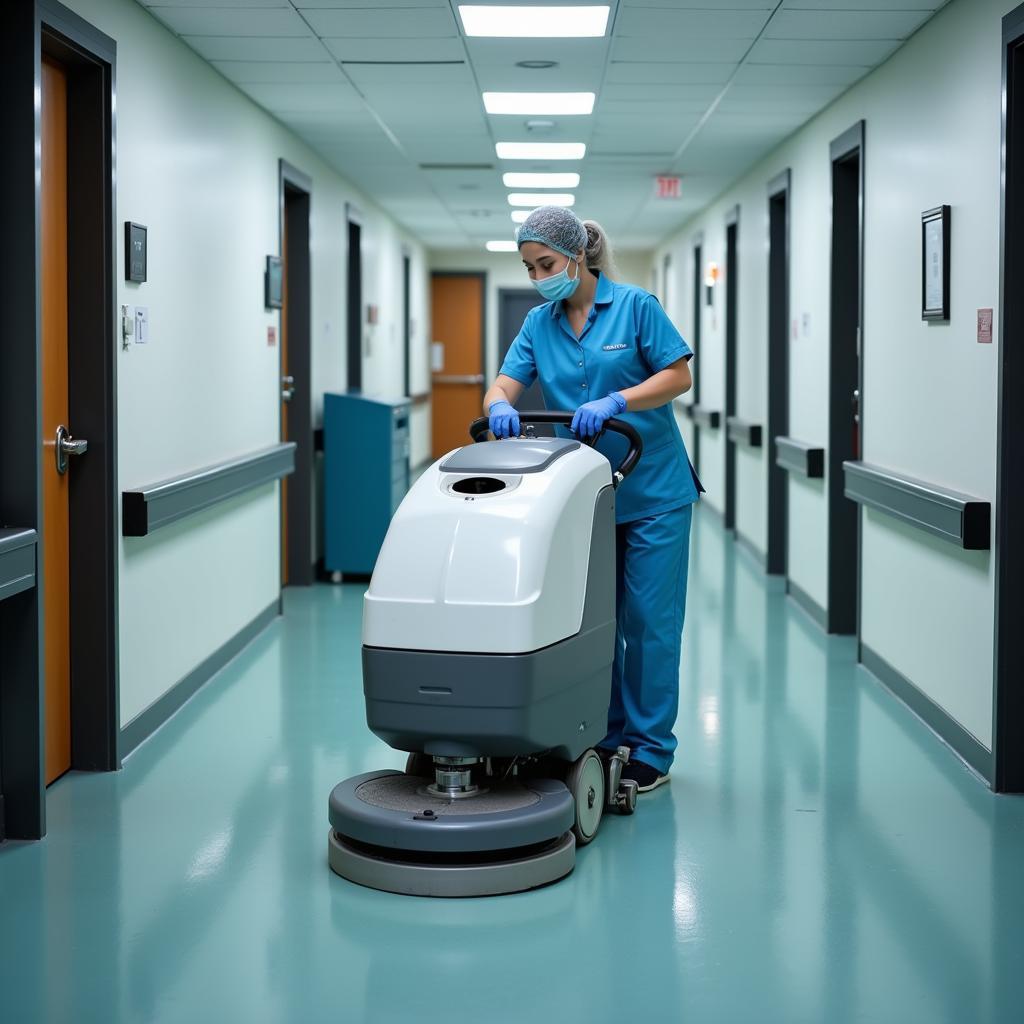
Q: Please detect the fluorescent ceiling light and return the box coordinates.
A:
[459,5,609,38]
[496,142,586,161]
[484,92,595,116]
[511,210,533,224]
[486,240,518,252]
[508,193,575,207]
[504,172,580,188]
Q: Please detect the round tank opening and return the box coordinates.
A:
[451,476,506,495]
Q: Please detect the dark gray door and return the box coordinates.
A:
[498,289,551,433]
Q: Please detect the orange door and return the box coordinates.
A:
[431,275,484,458]
[41,56,72,785]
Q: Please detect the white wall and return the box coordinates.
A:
[64,0,430,729]
[650,0,1004,748]
[428,248,652,385]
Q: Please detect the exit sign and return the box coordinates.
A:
[654,175,682,199]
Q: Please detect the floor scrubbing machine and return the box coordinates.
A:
[328,412,644,897]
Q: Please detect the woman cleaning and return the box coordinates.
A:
[483,205,702,793]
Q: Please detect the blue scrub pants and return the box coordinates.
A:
[603,502,693,774]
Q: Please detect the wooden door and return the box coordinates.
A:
[41,55,71,785]
[431,275,484,458]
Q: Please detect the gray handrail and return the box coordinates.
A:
[726,416,763,448]
[776,437,825,478]
[0,528,36,602]
[122,442,296,537]
[843,460,990,550]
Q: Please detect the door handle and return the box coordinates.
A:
[282,375,296,403]
[55,424,88,475]
[432,374,484,385]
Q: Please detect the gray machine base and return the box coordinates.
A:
[328,829,576,898]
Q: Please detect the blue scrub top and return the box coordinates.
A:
[499,271,702,523]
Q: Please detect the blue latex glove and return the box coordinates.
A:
[572,391,627,438]
[488,400,520,439]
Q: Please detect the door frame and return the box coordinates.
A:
[827,121,865,637]
[0,0,119,839]
[724,206,740,532]
[766,169,791,576]
[402,248,412,398]
[346,202,363,392]
[279,160,313,588]
[994,6,1024,793]
[690,234,704,475]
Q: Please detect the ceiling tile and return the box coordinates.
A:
[294,0,450,6]
[607,62,739,85]
[323,38,465,62]
[238,82,363,113]
[781,0,942,9]
[766,9,932,40]
[181,35,326,61]
[148,7,311,36]
[464,38,608,67]
[302,7,458,38]
[749,38,902,65]
[211,61,344,84]
[344,62,474,85]
[735,62,871,86]
[603,80,728,101]
[611,37,752,62]
[616,8,770,39]
[622,0,775,10]
[143,0,288,6]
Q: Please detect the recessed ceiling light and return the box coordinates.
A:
[486,240,518,252]
[511,210,533,224]
[517,60,559,70]
[459,6,609,38]
[508,192,575,207]
[503,172,580,188]
[496,142,585,160]
[484,92,595,116]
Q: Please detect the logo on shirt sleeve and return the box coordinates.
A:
[602,343,629,351]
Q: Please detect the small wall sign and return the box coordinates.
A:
[978,308,993,344]
[125,222,147,282]
[265,255,283,310]
[267,326,277,347]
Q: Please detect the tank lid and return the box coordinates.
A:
[440,438,580,475]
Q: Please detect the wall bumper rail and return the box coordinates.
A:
[843,460,990,550]
[0,529,37,602]
[776,437,825,478]
[684,404,722,429]
[726,417,762,448]
[122,443,296,537]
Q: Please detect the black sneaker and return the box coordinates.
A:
[621,759,670,793]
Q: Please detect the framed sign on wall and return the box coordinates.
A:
[265,255,283,310]
[922,205,951,321]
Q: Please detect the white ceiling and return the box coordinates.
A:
[138,0,950,250]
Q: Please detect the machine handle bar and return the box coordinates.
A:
[468,411,643,486]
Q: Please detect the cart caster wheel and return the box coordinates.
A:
[404,753,432,778]
[617,779,638,815]
[567,748,605,846]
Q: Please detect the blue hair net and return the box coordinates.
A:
[515,206,587,258]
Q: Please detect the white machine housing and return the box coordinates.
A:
[362,439,613,655]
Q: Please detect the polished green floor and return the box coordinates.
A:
[2,508,1023,1023]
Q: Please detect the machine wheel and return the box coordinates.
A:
[404,753,433,778]
[567,749,605,846]
[617,779,638,816]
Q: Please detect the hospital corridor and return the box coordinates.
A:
[1,1,1023,1022]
